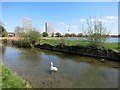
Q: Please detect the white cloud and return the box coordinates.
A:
[65,25,69,28]
[80,18,86,22]
[104,16,118,20]
[90,18,95,22]
[57,22,65,26]
[103,16,118,23]
[71,25,80,28]
[90,18,106,22]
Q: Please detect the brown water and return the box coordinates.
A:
[2,46,119,88]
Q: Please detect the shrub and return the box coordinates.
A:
[42,32,48,37]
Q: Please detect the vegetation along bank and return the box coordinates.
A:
[1,63,32,88]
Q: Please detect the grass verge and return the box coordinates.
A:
[0,63,32,88]
[40,39,119,51]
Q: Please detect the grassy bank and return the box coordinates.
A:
[40,39,119,51]
[0,63,32,88]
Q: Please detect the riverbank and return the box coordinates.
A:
[40,39,119,51]
[35,40,120,62]
[1,63,32,88]
[2,38,120,61]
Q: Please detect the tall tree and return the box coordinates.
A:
[83,18,110,48]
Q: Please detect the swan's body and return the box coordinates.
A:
[101,59,105,62]
[50,62,58,72]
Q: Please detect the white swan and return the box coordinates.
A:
[100,58,105,63]
[50,62,58,72]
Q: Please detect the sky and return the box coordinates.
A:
[1,2,119,35]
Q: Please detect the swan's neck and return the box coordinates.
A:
[50,62,53,67]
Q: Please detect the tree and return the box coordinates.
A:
[77,33,83,37]
[0,25,8,37]
[83,18,110,48]
[42,32,48,37]
[55,32,62,37]
[2,30,8,37]
[70,33,76,37]
[65,33,70,37]
[51,33,54,37]
[18,28,41,47]
[14,26,22,35]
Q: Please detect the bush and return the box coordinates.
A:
[55,32,62,37]
[42,32,48,37]
[2,39,7,44]
[14,29,41,48]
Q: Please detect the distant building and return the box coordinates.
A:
[45,22,54,37]
[22,18,32,32]
[8,32,16,37]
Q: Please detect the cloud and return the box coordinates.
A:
[64,25,69,28]
[104,16,118,23]
[81,16,117,23]
[80,18,86,22]
[104,16,118,20]
[57,22,65,26]
[71,25,80,28]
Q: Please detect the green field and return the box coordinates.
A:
[40,39,119,50]
[1,63,32,88]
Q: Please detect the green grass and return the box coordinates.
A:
[40,39,119,51]
[40,39,89,46]
[0,63,32,88]
[104,42,119,50]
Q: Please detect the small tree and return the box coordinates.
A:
[52,33,54,37]
[42,32,48,37]
[70,33,76,37]
[55,32,62,37]
[65,33,70,37]
[18,28,41,47]
[77,33,83,37]
[83,18,110,48]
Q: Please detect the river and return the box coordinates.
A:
[65,37,119,43]
[2,45,119,88]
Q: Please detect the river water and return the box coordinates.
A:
[65,37,119,43]
[2,45,119,88]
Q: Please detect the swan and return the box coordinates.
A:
[50,62,58,72]
[100,58,105,62]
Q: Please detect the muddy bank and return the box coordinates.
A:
[34,44,119,62]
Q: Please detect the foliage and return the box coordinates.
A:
[55,32,62,37]
[65,33,71,37]
[2,39,7,44]
[51,33,54,37]
[77,33,83,37]
[14,29,41,48]
[70,33,76,37]
[82,18,110,48]
[42,32,48,37]
[1,63,31,88]
[2,30,8,37]
[14,26,22,35]
[0,25,8,37]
